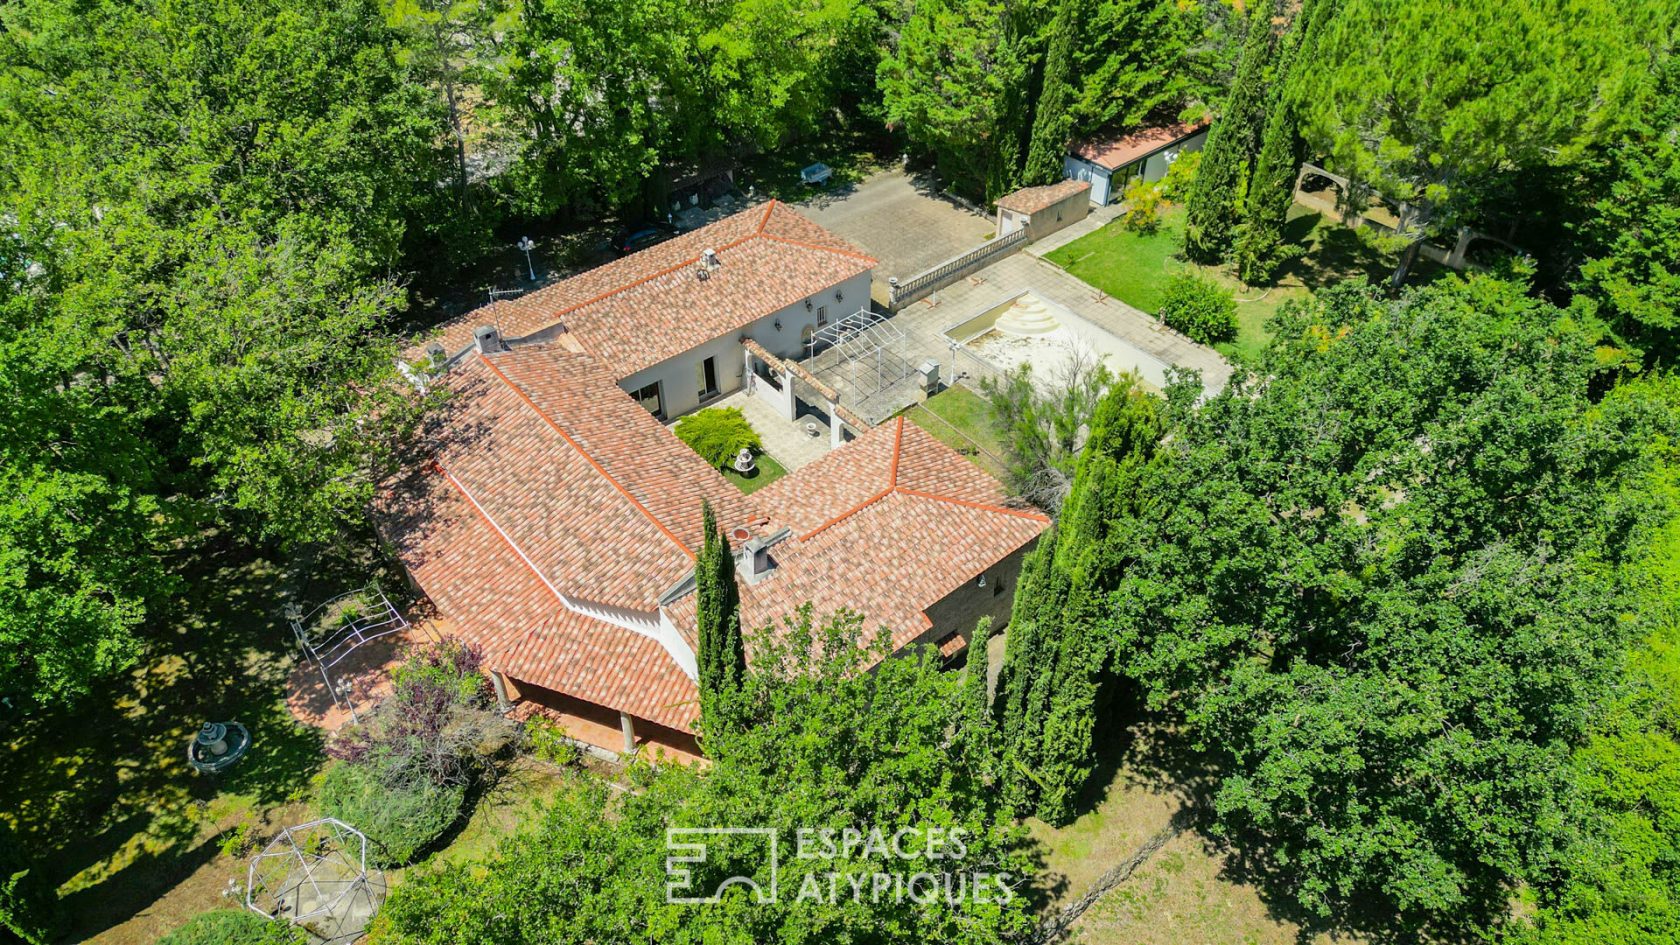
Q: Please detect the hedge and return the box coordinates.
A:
[316,761,466,868]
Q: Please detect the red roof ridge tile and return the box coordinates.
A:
[794,417,1051,540]
[478,353,696,560]
[758,232,879,263]
[888,415,904,488]
[893,487,1053,523]
[757,199,778,233]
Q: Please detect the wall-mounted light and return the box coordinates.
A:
[774,317,783,331]
[835,289,844,302]
[805,299,813,311]
[976,573,987,588]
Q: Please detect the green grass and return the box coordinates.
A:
[0,535,405,942]
[1046,211,1187,314]
[722,451,787,494]
[432,757,573,866]
[1046,204,1453,367]
[903,385,1007,480]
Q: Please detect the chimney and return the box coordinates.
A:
[739,536,774,584]
[473,325,504,354]
[701,247,720,270]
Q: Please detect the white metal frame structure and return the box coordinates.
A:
[288,584,408,718]
[803,309,913,405]
[246,817,379,939]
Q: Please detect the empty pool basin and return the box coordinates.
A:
[995,296,1061,336]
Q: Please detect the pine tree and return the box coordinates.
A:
[1022,0,1080,186]
[1183,0,1278,262]
[695,500,744,732]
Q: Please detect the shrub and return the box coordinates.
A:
[317,760,465,868]
[525,716,582,767]
[1158,150,1201,201]
[1119,178,1164,233]
[675,407,762,469]
[390,636,487,707]
[1,828,59,945]
[1157,272,1237,345]
[156,909,305,945]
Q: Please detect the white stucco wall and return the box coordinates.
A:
[1063,155,1112,205]
[1139,128,1208,183]
[614,270,874,420]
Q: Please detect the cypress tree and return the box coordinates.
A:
[961,616,996,772]
[695,500,744,732]
[1022,0,1080,186]
[1235,0,1335,283]
[997,380,1166,823]
[985,6,1036,200]
[1183,0,1279,262]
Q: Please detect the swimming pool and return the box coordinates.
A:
[943,290,1172,390]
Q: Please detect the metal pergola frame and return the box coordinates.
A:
[246,817,374,928]
[288,583,408,721]
[804,309,914,404]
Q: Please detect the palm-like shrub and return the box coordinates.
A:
[675,407,762,469]
[1157,272,1237,345]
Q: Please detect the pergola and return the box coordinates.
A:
[287,584,408,718]
[803,309,914,406]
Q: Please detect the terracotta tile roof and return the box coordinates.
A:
[483,346,757,553]
[426,355,699,610]
[374,464,698,731]
[995,179,1091,214]
[409,201,875,376]
[1071,120,1209,171]
[736,418,1048,650]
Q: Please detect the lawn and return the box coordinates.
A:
[1045,204,1451,366]
[723,450,787,494]
[0,536,397,943]
[902,384,1007,480]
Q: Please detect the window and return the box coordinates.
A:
[696,357,718,400]
[631,381,663,419]
[816,305,828,326]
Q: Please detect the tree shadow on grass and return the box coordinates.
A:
[0,532,391,941]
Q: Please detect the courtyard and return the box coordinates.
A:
[790,167,995,297]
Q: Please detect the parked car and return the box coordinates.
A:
[611,222,677,256]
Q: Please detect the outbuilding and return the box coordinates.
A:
[1063,120,1210,205]
[994,179,1091,241]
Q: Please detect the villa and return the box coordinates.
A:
[381,202,1049,763]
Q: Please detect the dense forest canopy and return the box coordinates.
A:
[2,0,1679,942]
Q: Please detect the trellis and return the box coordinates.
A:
[803,309,913,405]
